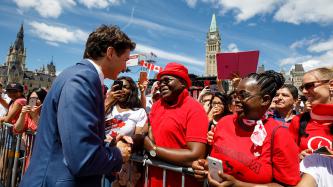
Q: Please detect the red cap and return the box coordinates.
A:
[157,62,191,88]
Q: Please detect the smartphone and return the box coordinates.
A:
[113,80,123,91]
[28,97,37,107]
[313,146,332,155]
[139,71,148,85]
[207,156,223,183]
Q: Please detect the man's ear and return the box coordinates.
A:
[261,94,271,107]
[106,47,115,59]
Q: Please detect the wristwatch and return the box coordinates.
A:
[149,145,157,157]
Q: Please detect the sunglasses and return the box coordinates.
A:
[234,90,261,101]
[299,80,329,92]
[157,77,176,86]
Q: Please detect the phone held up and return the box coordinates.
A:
[207,156,223,183]
[113,80,123,91]
[28,97,37,107]
[139,71,148,85]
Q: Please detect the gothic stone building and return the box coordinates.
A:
[0,24,56,92]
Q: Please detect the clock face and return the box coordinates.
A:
[210,34,216,39]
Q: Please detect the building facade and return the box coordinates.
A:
[0,24,56,92]
[290,64,305,89]
[205,14,221,76]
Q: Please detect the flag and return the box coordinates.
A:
[153,65,162,73]
[139,60,163,72]
[126,54,140,67]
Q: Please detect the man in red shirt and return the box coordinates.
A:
[144,62,208,187]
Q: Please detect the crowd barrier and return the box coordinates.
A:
[0,123,204,187]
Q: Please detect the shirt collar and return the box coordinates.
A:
[86,58,104,85]
[161,89,189,108]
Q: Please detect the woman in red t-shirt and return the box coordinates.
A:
[289,67,333,160]
[13,88,47,133]
[192,70,301,186]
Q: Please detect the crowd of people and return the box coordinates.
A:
[0,25,331,187]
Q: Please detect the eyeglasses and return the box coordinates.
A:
[212,102,223,107]
[157,77,176,86]
[299,80,329,92]
[234,90,261,101]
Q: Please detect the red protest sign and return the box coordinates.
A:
[216,51,259,79]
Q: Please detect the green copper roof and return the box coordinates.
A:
[209,13,218,32]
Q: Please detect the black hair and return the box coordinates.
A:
[246,70,285,100]
[27,88,48,104]
[280,84,298,100]
[114,76,142,110]
[211,92,232,116]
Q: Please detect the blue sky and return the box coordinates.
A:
[0,0,332,81]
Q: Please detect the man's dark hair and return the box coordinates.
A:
[280,84,298,99]
[83,25,136,60]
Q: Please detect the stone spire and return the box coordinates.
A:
[209,13,218,32]
[14,23,24,52]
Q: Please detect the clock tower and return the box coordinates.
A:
[205,13,221,76]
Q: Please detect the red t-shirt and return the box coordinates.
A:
[148,89,208,187]
[210,114,300,186]
[9,98,26,124]
[289,115,333,152]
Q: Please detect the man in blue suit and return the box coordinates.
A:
[20,25,136,187]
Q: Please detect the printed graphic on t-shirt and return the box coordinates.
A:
[307,136,332,150]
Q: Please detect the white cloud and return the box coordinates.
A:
[307,37,333,53]
[281,36,333,71]
[201,0,280,22]
[29,21,88,45]
[185,0,198,8]
[14,0,76,18]
[289,37,320,50]
[274,0,333,24]
[79,0,125,9]
[135,44,203,66]
[227,43,239,52]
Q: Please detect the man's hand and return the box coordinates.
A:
[192,159,208,181]
[116,138,132,163]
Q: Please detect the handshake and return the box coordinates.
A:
[106,134,145,163]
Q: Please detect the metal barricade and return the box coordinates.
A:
[0,123,36,187]
[102,154,206,187]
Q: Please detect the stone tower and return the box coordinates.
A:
[47,57,56,76]
[6,24,26,84]
[205,13,221,76]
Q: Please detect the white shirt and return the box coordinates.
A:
[105,107,147,136]
[0,93,10,117]
[86,59,104,86]
[300,154,333,187]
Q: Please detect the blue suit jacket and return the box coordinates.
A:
[20,60,122,187]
